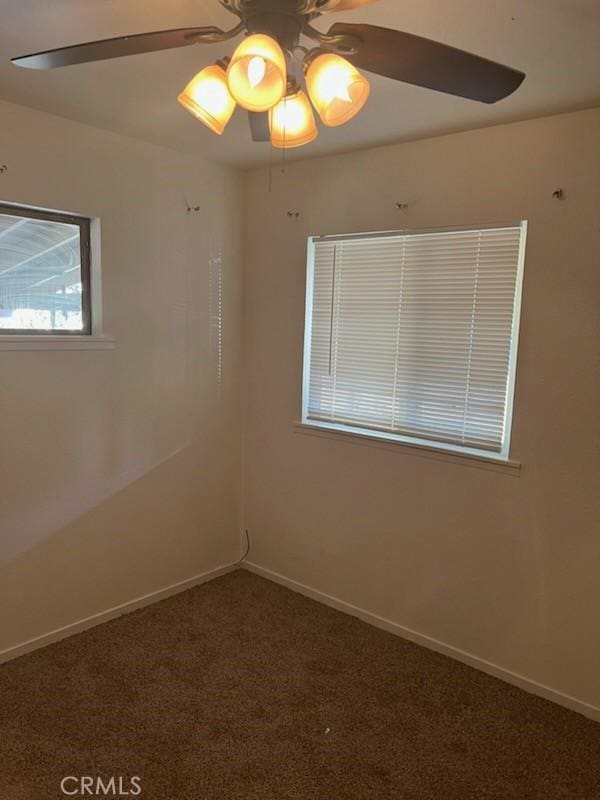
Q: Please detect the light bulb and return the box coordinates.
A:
[269,89,318,149]
[318,62,353,103]
[247,56,266,89]
[178,64,236,135]
[306,53,370,127]
[227,34,286,112]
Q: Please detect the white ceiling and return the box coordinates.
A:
[1,0,599,169]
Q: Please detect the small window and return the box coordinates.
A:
[0,204,91,335]
[302,223,527,460]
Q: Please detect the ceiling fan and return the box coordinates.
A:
[12,0,525,149]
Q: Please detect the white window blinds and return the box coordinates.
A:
[302,224,526,458]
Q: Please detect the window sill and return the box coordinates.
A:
[0,335,115,351]
[294,421,521,474]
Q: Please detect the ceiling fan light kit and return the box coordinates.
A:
[226,33,287,112]
[11,0,526,151]
[305,51,370,127]
[269,86,319,148]
[177,62,236,135]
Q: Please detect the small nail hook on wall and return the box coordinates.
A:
[552,188,564,200]
[0,165,7,174]
[287,211,300,219]
[396,202,409,212]
[183,193,200,214]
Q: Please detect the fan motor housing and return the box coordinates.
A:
[222,0,319,12]
[246,13,304,51]
[224,0,315,51]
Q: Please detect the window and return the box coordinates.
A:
[0,204,91,334]
[302,223,527,460]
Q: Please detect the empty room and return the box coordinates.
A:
[1,1,599,798]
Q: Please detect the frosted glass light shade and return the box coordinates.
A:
[269,90,318,149]
[178,64,236,135]
[306,53,370,127]
[227,34,287,112]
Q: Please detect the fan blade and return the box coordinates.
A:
[319,0,380,10]
[328,23,525,103]
[248,112,270,142]
[12,27,223,69]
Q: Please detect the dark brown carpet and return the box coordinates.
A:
[1,570,599,799]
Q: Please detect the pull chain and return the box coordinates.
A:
[281,95,287,174]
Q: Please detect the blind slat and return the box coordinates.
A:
[304,225,526,456]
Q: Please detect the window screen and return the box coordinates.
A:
[0,204,91,334]
[302,224,526,459]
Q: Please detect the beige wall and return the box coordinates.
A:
[1,98,598,715]
[0,100,244,651]
[243,108,600,710]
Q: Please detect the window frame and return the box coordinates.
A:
[0,202,92,336]
[301,222,527,464]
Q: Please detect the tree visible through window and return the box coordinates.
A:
[0,204,91,334]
